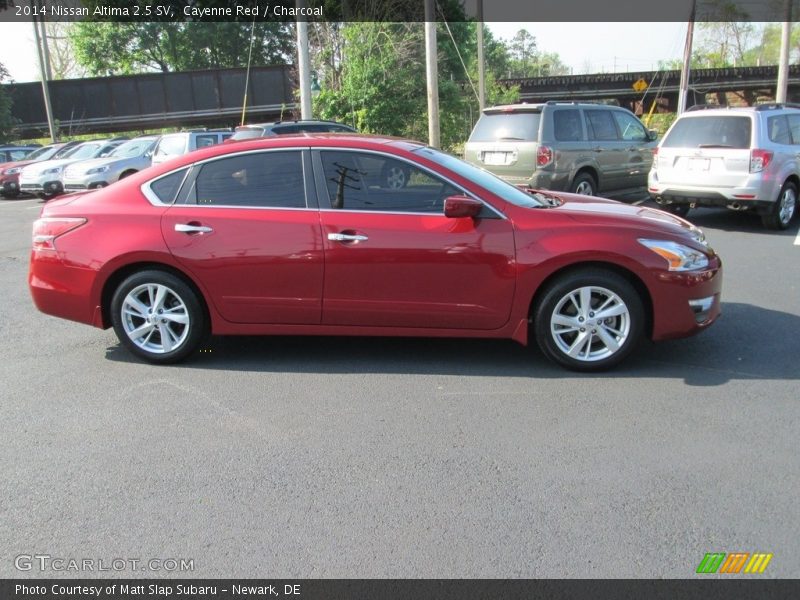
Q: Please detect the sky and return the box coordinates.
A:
[0,22,690,83]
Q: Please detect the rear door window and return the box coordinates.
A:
[585,110,620,141]
[768,116,792,145]
[553,110,583,141]
[662,116,752,149]
[469,112,541,142]
[195,134,219,149]
[786,114,800,145]
[190,151,306,208]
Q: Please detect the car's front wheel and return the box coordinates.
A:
[534,269,644,371]
[762,181,797,230]
[110,270,206,364]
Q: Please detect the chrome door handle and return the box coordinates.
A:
[328,233,368,242]
[175,223,213,234]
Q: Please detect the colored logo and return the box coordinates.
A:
[696,552,773,574]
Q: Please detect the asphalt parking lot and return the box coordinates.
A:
[1,195,798,578]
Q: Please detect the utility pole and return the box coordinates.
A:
[476,0,485,111]
[424,0,440,148]
[677,1,695,115]
[296,0,312,119]
[776,1,792,104]
[31,10,57,142]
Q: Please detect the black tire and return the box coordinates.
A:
[0,190,19,199]
[534,268,645,372]
[110,270,207,364]
[381,164,410,189]
[570,172,596,196]
[761,181,797,230]
[663,203,691,218]
[118,170,137,180]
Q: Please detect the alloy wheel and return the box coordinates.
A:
[550,285,631,362]
[121,283,190,354]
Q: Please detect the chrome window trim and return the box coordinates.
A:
[141,166,192,207]
[314,147,507,220]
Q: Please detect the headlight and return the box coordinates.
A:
[43,167,62,175]
[4,167,21,175]
[638,239,709,271]
[86,166,110,174]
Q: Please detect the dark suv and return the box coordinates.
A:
[228,120,356,142]
[464,101,658,196]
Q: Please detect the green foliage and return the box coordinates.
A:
[70,22,294,75]
[0,63,17,143]
[313,22,522,153]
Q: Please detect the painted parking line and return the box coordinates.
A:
[794,227,800,246]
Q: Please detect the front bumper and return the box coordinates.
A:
[649,255,723,341]
[63,175,110,191]
[19,178,63,196]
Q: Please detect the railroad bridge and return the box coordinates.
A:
[500,65,800,113]
[4,64,800,137]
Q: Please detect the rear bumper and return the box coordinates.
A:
[648,171,777,212]
[499,170,570,192]
[649,256,723,341]
[29,252,99,327]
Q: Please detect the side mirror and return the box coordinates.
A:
[647,129,659,142]
[444,195,483,218]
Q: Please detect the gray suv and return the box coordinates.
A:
[464,101,657,196]
[648,103,800,229]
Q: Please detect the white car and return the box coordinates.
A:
[18,139,124,198]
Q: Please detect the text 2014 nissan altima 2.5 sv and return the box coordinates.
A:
[29,135,722,371]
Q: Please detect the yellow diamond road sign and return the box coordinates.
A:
[633,78,648,92]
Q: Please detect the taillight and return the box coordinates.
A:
[537,145,553,167]
[750,149,773,173]
[32,217,87,251]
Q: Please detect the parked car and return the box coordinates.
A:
[18,139,126,199]
[464,101,658,196]
[150,130,233,166]
[0,141,80,198]
[29,134,721,371]
[0,144,40,164]
[61,135,160,192]
[226,120,356,143]
[648,103,800,229]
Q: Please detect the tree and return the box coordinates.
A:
[507,29,537,77]
[312,21,518,152]
[70,22,294,75]
[0,62,17,143]
[746,23,799,66]
[45,23,87,80]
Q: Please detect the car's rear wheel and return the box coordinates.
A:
[534,269,644,371]
[570,172,596,196]
[762,181,797,230]
[110,270,206,364]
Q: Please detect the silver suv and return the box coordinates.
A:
[150,130,233,166]
[464,102,657,196]
[648,103,800,230]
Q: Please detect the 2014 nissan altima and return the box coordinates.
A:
[29,134,722,371]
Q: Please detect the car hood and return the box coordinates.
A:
[530,191,704,241]
[67,156,139,172]
[1,159,37,172]
[23,157,82,174]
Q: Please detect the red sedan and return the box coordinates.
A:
[29,135,722,371]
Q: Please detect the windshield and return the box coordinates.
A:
[412,146,544,208]
[63,142,103,160]
[111,139,156,158]
[231,128,265,141]
[25,146,59,161]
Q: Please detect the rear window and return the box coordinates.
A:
[468,112,541,143]
[231,127,265,141]
[663,115,752,149]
